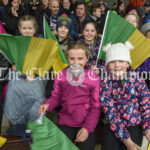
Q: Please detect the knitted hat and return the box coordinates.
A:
[140,22,150,35]
[103,41,134,66]
[56,14,72,30]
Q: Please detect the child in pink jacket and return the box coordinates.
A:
[39,42,101,150]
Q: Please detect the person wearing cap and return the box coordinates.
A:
[56,14,72,53]
[99,41,150,150]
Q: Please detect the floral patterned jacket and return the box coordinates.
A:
[79,36,101,66]
[100,71,150,142]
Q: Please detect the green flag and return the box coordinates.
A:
[98,11,150,69]
[27,116,79,150]
[0,34,59,77]
[43,17,68,74]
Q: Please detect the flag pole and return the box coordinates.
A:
[96,10,110,66]
[43,16,46,38]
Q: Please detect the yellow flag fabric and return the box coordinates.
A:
[0,34,60,77]
[22,37,60,77]
[147,143,150,150]
[43,17,68,75]
[0,136,7,147]
[129,30,150,69]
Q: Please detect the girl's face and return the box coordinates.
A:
[82,23,97,43]
[125,14,137,27]
[58,25,69,39]
[11,0,19,10]
[19,20,36,36]
[93,8,101,18]
[67,49,88,67]
[108,60,129,77]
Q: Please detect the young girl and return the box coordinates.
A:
[4,15,46,139]
[99,41,150,150]
[39,42,101,150]
[18,15,38,36]
[79,21,101,66]
[116,2,125,17]
[124,13,138,28]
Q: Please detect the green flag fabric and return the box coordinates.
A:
[27,116,79,150]
[98,11,136,60]
[43,17,68,75]
[0,34,60,77]
[98,11,150,69]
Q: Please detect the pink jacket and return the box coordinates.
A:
[44,67,101,133]
[0,22,6,33]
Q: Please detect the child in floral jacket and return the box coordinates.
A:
[99,41,150,150]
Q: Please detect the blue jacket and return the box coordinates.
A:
[69,14,90,40]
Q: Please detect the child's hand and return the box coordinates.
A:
[91,65,100,75]
[144,129,150,142]
[11,7,18,17]
[124,138,141,150]
[12,65,17,72]
[26,75,35,82]
[52,30,58,36]
[39,104,49,114]
[75,128,89,142]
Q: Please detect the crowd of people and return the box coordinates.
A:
[0,0,150,150]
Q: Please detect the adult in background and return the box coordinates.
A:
[61,0,72,16]
[70,1,90,41]
[35,0,49,37]
[3,0,24,35]
[0,0,8,23]
[48,0,60,36]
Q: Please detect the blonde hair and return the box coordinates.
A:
[124,13,139,28]
[66,42,89,58]
[18,15,38,33]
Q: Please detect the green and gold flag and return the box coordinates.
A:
[43,17,68,75]
[98,11,150,69]
[27,116,79,150]
[0,34,59,77]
